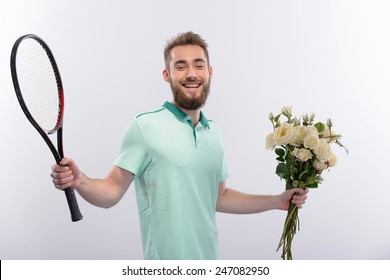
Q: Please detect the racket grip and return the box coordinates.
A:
[64,187,83,222]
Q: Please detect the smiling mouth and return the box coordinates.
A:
[182,83,201,89]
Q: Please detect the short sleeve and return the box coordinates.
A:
[219,152,230,182]
[216,123,230,182]
[114,119,150,176]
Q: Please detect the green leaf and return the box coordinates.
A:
[275,148,285,157]
[314,122,325,133]
[276,163,290,179]
[306,182,319,188]
[286,158,294,168]
[276,156,285,162]
[335,140,349,154]
[316,175,324,182]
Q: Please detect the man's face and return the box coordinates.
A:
[163,45,213,110]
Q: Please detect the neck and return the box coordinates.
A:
[173,102,201,126]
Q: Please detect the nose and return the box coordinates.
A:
[186,66,197,79]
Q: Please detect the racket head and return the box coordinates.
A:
[10,34,83,222]
[11,34,64,135]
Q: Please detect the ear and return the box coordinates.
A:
[209,66,213,79]
[162,68,170,82]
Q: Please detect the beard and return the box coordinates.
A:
[169,77,211,110]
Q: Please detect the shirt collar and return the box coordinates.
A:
[163,101,210,129]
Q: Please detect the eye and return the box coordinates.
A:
[175,64,187,70]
[195,63,205,69]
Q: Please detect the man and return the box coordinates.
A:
[51,31,308,260]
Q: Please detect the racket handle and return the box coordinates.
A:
[64,187,83,222]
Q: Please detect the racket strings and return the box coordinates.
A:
[16,40,62,132]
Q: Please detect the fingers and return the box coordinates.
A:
[58,157,73,167]
[292,188,309,195]
[51,163,69,173]
[290,188,309,209]
[51,163,73,190]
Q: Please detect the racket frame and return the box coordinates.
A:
[10,34,83,222]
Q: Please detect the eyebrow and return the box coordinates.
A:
[173,58,207,66]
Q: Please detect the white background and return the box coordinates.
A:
[0,0,389,260]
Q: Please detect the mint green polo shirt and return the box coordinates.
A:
[114,102,229,260]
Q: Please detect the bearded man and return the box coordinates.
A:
[51,31,308,260]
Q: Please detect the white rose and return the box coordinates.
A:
[306,125,319,136]
[314,139,332,161]
[265,132,276,150]
[313,159,327,172]
[273,123,296,145]
[303,133,320,150]
[293,148,313,162]
[292,125,306,146]
[327,151,337,167]
[321,126,341,143]
[322,125,331,139]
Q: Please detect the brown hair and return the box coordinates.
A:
[163,31,210,70]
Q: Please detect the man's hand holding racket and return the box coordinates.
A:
[51,158,81,191]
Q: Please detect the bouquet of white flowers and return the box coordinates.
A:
[266,106,347,260]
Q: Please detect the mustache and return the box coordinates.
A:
[183,76,202,82]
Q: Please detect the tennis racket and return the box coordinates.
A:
[10,34,83,222]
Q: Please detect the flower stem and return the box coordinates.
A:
[276,203,300,260]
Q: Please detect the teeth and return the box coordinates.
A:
[184,84,200,88]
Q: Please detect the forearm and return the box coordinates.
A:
[52,159,133,208]
[75,173,124,208]
[216,187,279,214]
